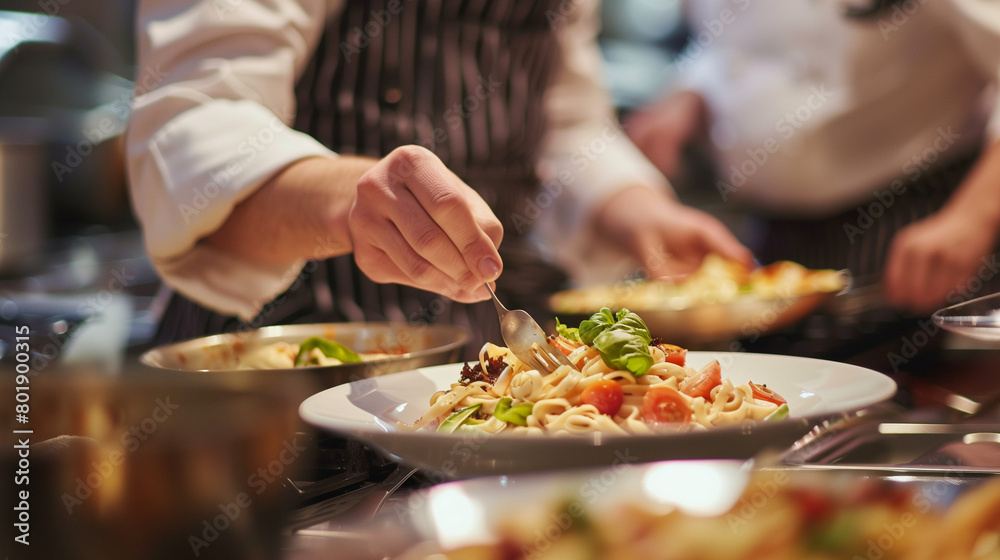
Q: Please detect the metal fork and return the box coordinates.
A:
[485,283,578,373]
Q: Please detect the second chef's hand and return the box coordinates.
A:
[592,185,754,280]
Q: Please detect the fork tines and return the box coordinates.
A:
[529,342,576,373]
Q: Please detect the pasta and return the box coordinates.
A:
[404,309,788,435]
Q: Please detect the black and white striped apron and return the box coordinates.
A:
[754,153,982,281]
[154,0,569,356]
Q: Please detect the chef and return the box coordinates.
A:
[127,0,752,346]
[626,0,1000,315]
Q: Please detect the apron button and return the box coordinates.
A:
[384,87,402,104]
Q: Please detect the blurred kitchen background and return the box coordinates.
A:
[0,0,699,374]
[2,5,999,560]
[0,0,151,375]
[0,0,991,374]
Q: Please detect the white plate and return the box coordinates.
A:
[299,352,896,476]
[932,291,1000,341]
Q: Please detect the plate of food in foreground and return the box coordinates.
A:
[380,461,1000,560]
[299,310,895,476]
[139,322,468,388]
[549,255,849,343]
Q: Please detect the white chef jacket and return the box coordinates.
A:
[127,0,668,320]
[680,0,1000,215]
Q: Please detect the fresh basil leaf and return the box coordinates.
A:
[294,337,362,367]
[437,404,482,433]
[493,396,533,427]
[575,307,654,376]
[578,307,616,345]
[612,309,652,343]
[555,317,582,343]
[592,329,653,376]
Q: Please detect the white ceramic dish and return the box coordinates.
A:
[299,352,897,476]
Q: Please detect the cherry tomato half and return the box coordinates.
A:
[749,382,787,406]
[680,360,722,400]
[551,335,583,357]
[642,386,693,424]
[580,380,624,416]
[789,487,834,525]
[656,343,687,367]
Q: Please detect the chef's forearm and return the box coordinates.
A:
[942,139,1000,233]
[205,155,377,264]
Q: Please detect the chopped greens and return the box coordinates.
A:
[294,337,362,367]
[555,317,582,343]
[493,396,534,426]
[763,403,789,421]
[437,404,482,433]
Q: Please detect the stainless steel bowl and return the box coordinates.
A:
[139,322,469,388]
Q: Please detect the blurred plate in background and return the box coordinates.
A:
[550,257,849,344]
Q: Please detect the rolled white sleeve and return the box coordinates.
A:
[937,0,1000,142]
[533,0,672,284]
[127,0,339,320]
[537,0,671,205]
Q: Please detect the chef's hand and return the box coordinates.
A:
[624,90,707,178]
[349,145,503,303]
[594,185,754,278]
[884,206,997,315]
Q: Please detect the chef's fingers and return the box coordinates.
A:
[631,221,697,279]
[379,180,486,289]
[635,231,683,279]
[384,146,504,284]
[695,221,756,270]
[354,237,489,303]
[351,170,471,290]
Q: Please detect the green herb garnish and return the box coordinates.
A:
[578,308,653,376]
[763,403,789,421]
[493,397,534,426]
[294,337,362,367]
[555,317,582,343]
[437,404,482,433]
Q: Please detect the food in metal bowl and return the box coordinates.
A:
[139,323,469,390]
[237,337,399,369]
